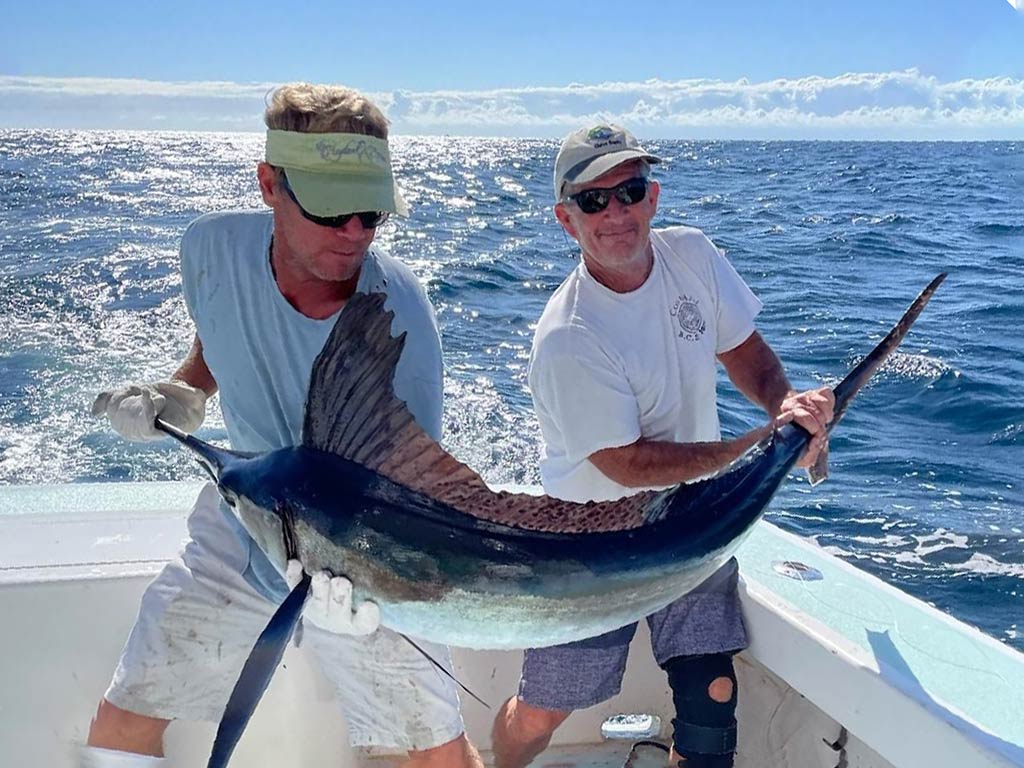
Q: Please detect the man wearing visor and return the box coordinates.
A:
[491,124,834,768]
[86,83,484,768]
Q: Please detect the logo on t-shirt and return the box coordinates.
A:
[670,295,706,341]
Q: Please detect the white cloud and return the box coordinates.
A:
[1008,0,1024,11]
[1,70,1022,139]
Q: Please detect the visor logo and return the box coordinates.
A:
[315,138,389,168]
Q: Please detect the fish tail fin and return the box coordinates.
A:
[206,574,312,768]
[806,273,946,485]
[400,634,491,710]
[828,272,947,433]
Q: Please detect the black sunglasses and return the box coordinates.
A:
[565,176,650,214]
[278,171,390,229]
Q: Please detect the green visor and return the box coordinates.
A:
[265,130,409,217]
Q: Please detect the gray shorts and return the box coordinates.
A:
[518,559,747,711]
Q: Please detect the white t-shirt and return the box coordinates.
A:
[528,226,762,502]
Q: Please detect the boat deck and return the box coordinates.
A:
[1,480,1022,767]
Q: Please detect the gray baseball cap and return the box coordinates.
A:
[553,123,661,201]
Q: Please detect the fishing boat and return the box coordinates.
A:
[1,478,1021,767]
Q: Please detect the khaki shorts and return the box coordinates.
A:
[105,483,465,751]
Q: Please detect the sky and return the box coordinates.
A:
[1,0,1023,139]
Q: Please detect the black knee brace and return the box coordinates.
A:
[661,652,738,768]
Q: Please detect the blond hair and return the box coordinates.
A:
[264,83,389,138]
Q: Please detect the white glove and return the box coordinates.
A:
[286,560,380,636]
[91,381,207,442]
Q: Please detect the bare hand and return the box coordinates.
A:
[778,387,835,468]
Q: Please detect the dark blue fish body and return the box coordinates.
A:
[151,275,945,767]
[187,418,806,651]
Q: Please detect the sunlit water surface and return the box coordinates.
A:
[1,130,1021,650]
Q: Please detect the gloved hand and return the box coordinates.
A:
[91,381,207,442]
[286,559,380,636]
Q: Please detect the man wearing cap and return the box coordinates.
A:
[490,125,833,768]
[85,83,484,768]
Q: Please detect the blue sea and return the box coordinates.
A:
[1,130,1021,651]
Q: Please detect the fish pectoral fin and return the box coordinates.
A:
[207,574,311,768]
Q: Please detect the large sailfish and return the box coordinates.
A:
[152,274,945,767]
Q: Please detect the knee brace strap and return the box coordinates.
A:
[662,652,737,763]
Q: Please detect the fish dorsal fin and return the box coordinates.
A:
[303,292,412,461]
[303,292,660,534]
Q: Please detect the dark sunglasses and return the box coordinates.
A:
[565,176,650,214]
[278,171,390,229]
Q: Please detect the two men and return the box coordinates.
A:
[87,83,483,768]
[90,98,829,767]
[491,125,833,767]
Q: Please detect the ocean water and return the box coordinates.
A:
[1,130,1022,651]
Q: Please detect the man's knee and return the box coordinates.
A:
[405,732,481,767]
[491,697,572,768]
[662,653,738,768]
[87,698,169,757]
[502,696,571,740]
[706,674,734,703]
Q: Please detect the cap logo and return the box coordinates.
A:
[585,124,625,151]
[314,137,389,168]
[587,125,615,141]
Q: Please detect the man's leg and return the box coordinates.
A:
[304,624,480,765]
[491,696,570,768]
[86,699,169,757]
[647,560,747,768]
[492,622,638,768]
[81,484,280,765]
[662,653,737,767]
[404,732,484,767]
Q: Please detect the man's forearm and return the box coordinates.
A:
[718,331,792,416]
[172,334,218,396]
[589,426,773,488]
[718,330,835,472]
